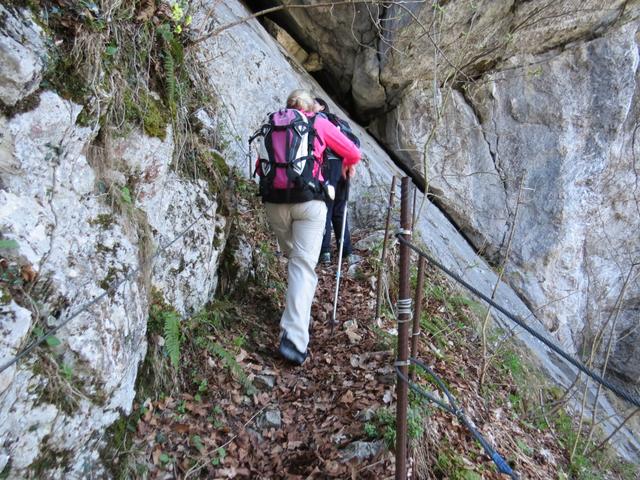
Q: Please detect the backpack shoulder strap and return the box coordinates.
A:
[334,115,360,148]
[306,114,321,153]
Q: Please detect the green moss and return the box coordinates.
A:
[96,243,118,254]
[0,91,41,118]
[148,289,178,335]
[211,151,230,176]
[75,107,94,127]
[99,267,119,291]
[41,53,89,106]
[170,257,186,275]
[30,357,78,415]
[123,90,169,139]
[435,444,485,480]
[499,349,525,381]
[0,286,11,304]
[89,214,115,229]
[101,404,151,479]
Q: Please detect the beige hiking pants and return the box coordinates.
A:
[265,200,327,353]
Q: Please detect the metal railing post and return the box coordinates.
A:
[395,177,412,480]
[410,257,426,380]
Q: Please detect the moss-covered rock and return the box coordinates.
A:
[123,90,170,140]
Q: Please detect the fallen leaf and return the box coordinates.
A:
[152,447,162,465]
[346,330,362,344]
[174,423,190,434]
[21,265,37,282]
[339,390,354,404]
[219,466,237,477]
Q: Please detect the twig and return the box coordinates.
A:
[375,177,397,321]
[582,263,639,452]
[478,177,525,390]
[586,407,640,457]
[358,457,387,472]
[183,403,270,479]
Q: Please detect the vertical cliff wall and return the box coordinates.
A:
[0,5,226,477]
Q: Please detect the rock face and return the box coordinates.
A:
[0,7,226,478]
[265,0,640,389]
[0,5,46,107]
[375,16,640,386]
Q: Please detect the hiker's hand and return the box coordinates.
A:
[342,164,356,180]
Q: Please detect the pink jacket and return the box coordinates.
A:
[303,111,361,168]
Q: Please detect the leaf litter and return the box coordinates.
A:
[123,230,579,479]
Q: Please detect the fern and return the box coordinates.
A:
[210,342,256,395]
[163,50,176,110]
[163,311,181,368]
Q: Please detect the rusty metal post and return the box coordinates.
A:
[410,257,426,381]
[375,176,397,321]
[395,177,412,480]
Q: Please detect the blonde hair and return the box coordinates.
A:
[286,89,315,112]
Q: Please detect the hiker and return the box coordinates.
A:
[314,97,360,266]
[253,89,361,365]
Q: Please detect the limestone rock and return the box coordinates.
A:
[302,52,323,73]
[263,18,309,66]
[0,91,145,478]
[0,87,226,476]
[0,301,31,395]
[108,129,224,315]
[254,374,276,390]
[374,86,509,261]
[466,25,640,375]
[256,408,282,430]
[352,48,386,114]
[354,231,387,252]
[0,5,46,107]
[340,440,384,462]
[264,2,376,98]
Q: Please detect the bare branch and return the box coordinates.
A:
[188,1,427,47]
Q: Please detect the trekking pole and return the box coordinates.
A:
[331,175,351,334]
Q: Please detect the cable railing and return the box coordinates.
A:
[390,176,640,479]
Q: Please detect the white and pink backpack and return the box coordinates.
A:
[250,109,324,203]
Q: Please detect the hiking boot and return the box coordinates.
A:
[278,334,308,366]
[319,252,331,265]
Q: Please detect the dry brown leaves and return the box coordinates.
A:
[126,236,567,479]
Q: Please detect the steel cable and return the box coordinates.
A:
[395,234,640,409]
[396,358,519,479]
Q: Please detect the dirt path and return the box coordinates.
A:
[120,240,569,480]
[122,252,397,479]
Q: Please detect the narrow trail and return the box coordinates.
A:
[121,234,574,480]
[212,257,398,478]
[122,243,397,479]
